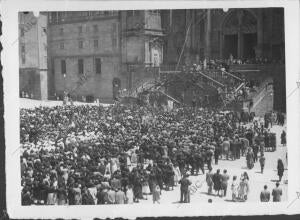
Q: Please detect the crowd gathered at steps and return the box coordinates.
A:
[20,104,286,205]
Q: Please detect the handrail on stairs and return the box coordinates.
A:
[235,82,245,93]
[159,90,181,104]
[197,71,225,88]
[221,70,243,81]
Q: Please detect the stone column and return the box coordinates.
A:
[219,31,224,59]
[185,9,192,65]
[204,9,211,59]
[268,9,273,59]
[237,10,244,59]
[169,9,172,29]
[256,9,264,58]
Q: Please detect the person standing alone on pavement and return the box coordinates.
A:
[221,169,230,197]
[260,185,270,202]
[272,182,282,202]
[277,159,284,182]
[179,174,192,203]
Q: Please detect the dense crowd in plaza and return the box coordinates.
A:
[20,103,286,205]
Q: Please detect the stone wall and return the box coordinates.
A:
[48,16,124,102]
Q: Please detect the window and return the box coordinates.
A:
[78,40,83,49]
[95,58,101,74]
[112,38,117,49]
[149,10,159,15]
[21,45,25,53]
[93,25,98,33]
[61,60,66,74]
[59,28,64,36]
[60,42,64,49]
[21,45,25,64]
[94,39,98,48]
[20,27,25,37]
[78,59,84,74]
[112,23,117,49]
[128,11,134,16]
[78,26,83,34]
[42,27,47,36]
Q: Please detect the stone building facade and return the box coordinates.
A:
[19,12,48,100]
[19,8,285,106]
[161,8,285,65]
[47,10,163,102]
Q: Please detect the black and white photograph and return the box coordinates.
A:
[19,7,288,204]
[2,0,300,218]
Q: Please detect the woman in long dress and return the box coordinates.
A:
[57,181,68,205]
[126,185,134,204]
[73,183,82,205]
[173,163,181,186]
[46,177,58,205]
[281,130,286,146]
[277,159,284,182]
[152,183,160,204]
[110,158,118,175]
[231,176,239,202]
[141,170,150,199]
[246,148,254,169]
[238,175,249,201]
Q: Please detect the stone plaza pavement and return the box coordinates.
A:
[138,124,288,204]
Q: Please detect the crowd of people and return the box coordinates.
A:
[20,103,285,206]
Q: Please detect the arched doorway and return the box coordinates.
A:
[112,77,121,100]
[222,10,258,59]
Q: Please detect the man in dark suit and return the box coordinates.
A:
[259,154,266,173]
[272,182,282,202]
[260,185,270,202]
[179,174,192,203]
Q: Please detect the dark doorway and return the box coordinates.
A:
[243,33,257,59]
[224,34,238,59]
[272,44,282,60]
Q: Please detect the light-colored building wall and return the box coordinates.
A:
[49,15,123,102]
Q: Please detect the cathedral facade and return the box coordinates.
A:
[19,8,285,105]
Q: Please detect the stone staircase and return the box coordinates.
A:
[250,79,274,117]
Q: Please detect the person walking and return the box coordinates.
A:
[277,159,284,182]
[206,168,214,195]
[281,130,286,147]
[272,182,282,202]
[214,146,220,165]
[259,154,266,174]
[222,138,230,160]
[246,148,254,169]
[260,185,270,202]
[252,143,259,163]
